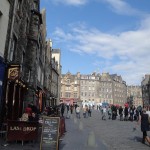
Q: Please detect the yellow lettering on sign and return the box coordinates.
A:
[10,126,22,131]
[23,127,36,131]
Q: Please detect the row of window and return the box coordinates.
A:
[80,76,97,80]
[81,86,95,91]
[99,94,112,98]
[61,92,78,98]
[81,80,95,84]
[65,86,78,91]
[81,92,95,97]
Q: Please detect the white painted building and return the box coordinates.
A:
[0,0,10,57]
[52,48,61,104]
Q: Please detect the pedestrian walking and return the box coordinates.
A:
[88,106,92,117]
[112,105,117,120]
[70,104,74,114]
[138,108,150,144]
[129,106,134,121]
[124,106,128,121]
[102,106,107,120]
[66,104,70,114]
[119,106,123,121]
[108,106,112,119]
[135,108,140,121]
[76,105,81,119]
[83,107,87,118]
[60,103,65,117]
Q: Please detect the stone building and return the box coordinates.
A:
[98,73,113,105]
[97,73,127,106]
[3,0,39,121]
[3,0,42,120]
[0,0,10,58]
[0,0,11,126]
[61,72,127,107]
[60,72,80,105]
[50,54,59,105]
[111,74,127,106]
[127,85,143,108]
[52,49,61,105]
[141,74,150,110]
[0,0,62,125]
[44,39,52,106]
[80,72,100,107]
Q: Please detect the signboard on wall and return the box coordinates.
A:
[7,65,20,80]
[40,116,60,150]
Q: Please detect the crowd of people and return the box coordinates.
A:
[59,103,93,119]
[20,103,39,122]
[99,104,150,145]
[20,103,61,122]
[20,102,150,145]
[99,105,142,122]
[60,103,150,146]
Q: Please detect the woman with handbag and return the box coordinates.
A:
[138,108,150,144]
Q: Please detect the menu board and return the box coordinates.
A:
[40,117,60,150]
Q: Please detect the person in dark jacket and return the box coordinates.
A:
[60,103,65,117]
[124,107,128,121]
[119,106,123,121]
[138,108,150,144]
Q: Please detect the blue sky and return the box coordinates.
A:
[40,0,150,85]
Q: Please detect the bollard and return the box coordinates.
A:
[74,117,77,124]
[87,131,97,148]
[79,121,83,130]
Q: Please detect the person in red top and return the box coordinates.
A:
[25,104,32,121]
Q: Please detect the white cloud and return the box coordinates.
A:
[52,16,150,85]
[100,0,145,16]
[50,0,88,6]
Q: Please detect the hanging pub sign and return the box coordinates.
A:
[7,65,20,80]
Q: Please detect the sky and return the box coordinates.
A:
[40,0,150,86]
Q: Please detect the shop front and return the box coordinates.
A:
[4,65,27,121]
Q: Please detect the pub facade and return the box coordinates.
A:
[0,0,61,124]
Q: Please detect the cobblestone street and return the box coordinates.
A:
[60,109,150,150]
[1,109,150,150]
